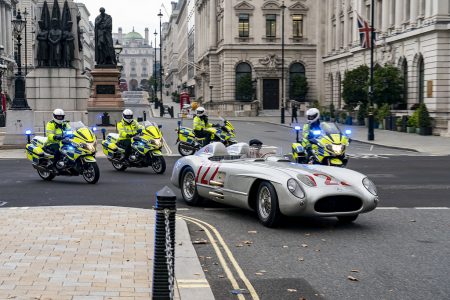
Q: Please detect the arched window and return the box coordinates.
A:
[336,72,342,108]
[235,62,252,101]
[418,56,424,103]
[402,59,408,104]
[289,63,306,101]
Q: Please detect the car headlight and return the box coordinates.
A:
[287,178,305,199]
[363,177,377,196]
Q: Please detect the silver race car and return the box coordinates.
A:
[171,142,379,227]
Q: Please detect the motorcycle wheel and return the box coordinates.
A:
[112,161,127,171]
[37,169,55,181]
[151,156,166,174]
[83,162,100,184]
[178,143,195,156]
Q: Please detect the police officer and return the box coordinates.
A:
[117,109,144,159]
[302,108,321,160]
[193,107,214,146]
[45,108,71,164]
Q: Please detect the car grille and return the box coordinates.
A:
[314,196,363,213]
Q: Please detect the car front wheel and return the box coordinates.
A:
[180,167,202,206]
[256,181,281,227]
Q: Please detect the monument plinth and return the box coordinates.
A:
[87,67,124,125]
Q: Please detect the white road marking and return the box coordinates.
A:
[414,207,449,210]
[0,201,7,207]
[370,145,374,151]
[177,208,190,211]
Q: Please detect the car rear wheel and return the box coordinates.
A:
[337,215,358,223]
[256,181,280,228]
[181,167,202,206]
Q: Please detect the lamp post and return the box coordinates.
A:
[0,45,7,116]
[114,40,123,84]
[158,9,163,117]
[209,85,213,103]
[23,8,28,75]
[11,9,30,110]
[367,0,375,140]
[153,29,158,107]
[280,1,286,124]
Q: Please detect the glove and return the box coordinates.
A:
[54,135,63,141]
[137,128,143,134]
[62,138,71,144]
[214,123,221,127]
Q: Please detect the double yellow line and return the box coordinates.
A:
[179,215,260,300]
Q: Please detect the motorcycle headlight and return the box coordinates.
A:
[327,144,344,154]
[287,178,305,199]
[295,145,304,153]
[152,139,162,148]
[363,177,377,196]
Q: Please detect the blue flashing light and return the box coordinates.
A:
[25,130,32,135]
[66,130,73,135]
[92,127,97,132]
[294,126,301,131]
[313,130,321,136]
[345,129,352,135]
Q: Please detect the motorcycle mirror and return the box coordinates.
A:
[158,124,162,129]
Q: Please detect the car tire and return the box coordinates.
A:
[337,215,358,223]
[256,181,281,228]
[180,167,202,206]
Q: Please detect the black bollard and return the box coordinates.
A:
[101,128,106,140]
[144,111,147,121]
[169,106,174,119]
[152,186,177,300]
[160,105,164,117]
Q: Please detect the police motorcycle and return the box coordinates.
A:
[292,122,351,167]
[25,122,100,184]
[176,117,237,156]
[101,121,166,174]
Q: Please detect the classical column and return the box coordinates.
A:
[0,4,5,51]
[343,0,349,47]
[335,1,341,50]
[434,0,449,17]
[381,0,390,33]
[209,0,217,49]
[410,0,418,27]
[5,4,12,56]
[394,0,404,31]
[327,1,333,52]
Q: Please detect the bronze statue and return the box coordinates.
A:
[36,20,49,67]
[94,7,116,66]
[62,21,75,67]
[48,18,62,67]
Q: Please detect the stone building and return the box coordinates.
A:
[0,0,18,96]
[113,27,159,92]
[323,0,450,134]
[16,0,38,75]
[75,2,94,72]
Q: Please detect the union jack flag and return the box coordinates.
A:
[357,13,375,48]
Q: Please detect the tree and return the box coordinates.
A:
[373,65,404,106]
[290,75,309,101]
[236,74,253,101]
[342,65,369,110]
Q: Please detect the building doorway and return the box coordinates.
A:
[262,79,279,109]
[129,79,138,91]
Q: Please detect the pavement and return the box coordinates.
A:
[0,206,214,300]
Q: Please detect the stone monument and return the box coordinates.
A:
[25,0,90,132]
[87,7,124,126]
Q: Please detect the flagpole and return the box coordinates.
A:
[368,0,375,141]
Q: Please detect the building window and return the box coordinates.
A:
[402,59,408,103]
[235,62,252,101]
[292,15,303,38]
[289,63,306,101]
[418,56,424,103]
[239,14,250,37]
[266,14,276,37]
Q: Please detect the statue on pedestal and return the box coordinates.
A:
[36,20,49,67]
[48,18,62,67]
[94,7,117,66]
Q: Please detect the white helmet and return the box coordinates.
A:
[122,109,133,124]
[53,108,65,124]
[306,108,320,124]
[196,106,206,117]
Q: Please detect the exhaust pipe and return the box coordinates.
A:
[209,191,224,199]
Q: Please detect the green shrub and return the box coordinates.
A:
[408,109,419,127]
[417,103,431,128]
[377,103,391,123]
[396,117,402,126]
[357,103,368,122]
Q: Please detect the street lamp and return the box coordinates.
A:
[280,1,286,124]
[11,9,30,110]
[209,85,213,103]
[114,40,123,75]
[158,9,163,117]
[153,29,158,106]
[368,0,375,140]
[0,45,8,116]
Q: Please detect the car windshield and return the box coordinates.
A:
[320,122,341,135]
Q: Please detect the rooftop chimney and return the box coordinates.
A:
[145,28,149,45]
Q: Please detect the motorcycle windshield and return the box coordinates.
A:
[320,122,341,135]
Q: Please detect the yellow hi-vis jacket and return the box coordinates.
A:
[193,115,212,132]
[45,120,71,145]
[117,119,144,141]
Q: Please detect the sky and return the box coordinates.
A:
[74,0,174,42]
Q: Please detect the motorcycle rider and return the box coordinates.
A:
[193,107,215,146]
[302,108,322,161]
[117,109,144,160]
[45,108,72,166]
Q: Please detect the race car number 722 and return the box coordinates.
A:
[196,163,220,185]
